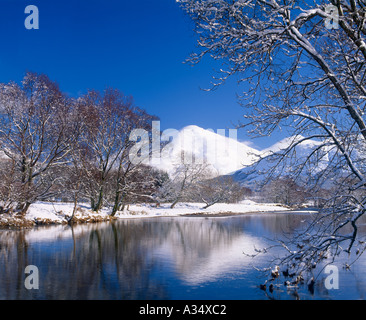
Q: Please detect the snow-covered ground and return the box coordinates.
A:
[0,200,294,227]
[116,200,291,218]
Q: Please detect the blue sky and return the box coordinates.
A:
[0,0,278,149]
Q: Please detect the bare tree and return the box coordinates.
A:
[0,72,78,215]
[158,152,211,208]
[260,176,311,207]
[111,165,169,211]
[109,108,158,216]
[178,0,366,280]
[77,88,157,213]
[76,89,134,212]
[63,131,87,223]
[0,156,18,213]
[195,174,249,209]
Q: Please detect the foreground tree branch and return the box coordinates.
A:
[178,0,366,285]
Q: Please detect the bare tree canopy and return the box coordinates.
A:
[0,72,78,214]
[177,0,366,279]
[0,73,161,217]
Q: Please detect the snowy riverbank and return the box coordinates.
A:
[0,200,297,228]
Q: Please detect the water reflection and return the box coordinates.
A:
[0,213,365,300]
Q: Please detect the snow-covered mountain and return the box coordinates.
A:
[261,135,322,156]
[152,125,261,176]
[151,126,339,187]
[231,135,332,188]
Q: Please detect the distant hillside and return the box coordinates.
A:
[230,135,332,189]
[149,126,349,190]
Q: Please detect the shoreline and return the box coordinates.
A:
[180,209,316,217]
[0,200,315,229]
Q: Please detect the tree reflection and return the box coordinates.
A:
[0,222,171,299]
[0,213,348,300]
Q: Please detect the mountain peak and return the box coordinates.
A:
[152,125,260,176]
[181,125,202,131]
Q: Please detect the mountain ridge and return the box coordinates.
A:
[151,125,332,187]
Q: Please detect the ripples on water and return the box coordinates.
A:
[0,212,366,300]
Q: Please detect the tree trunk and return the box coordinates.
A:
[19,202,31,216]
[111,191,121,217]
[69,188,79,224]
[170,198,179,209]
[90,197,95,211]
[202,200,219,209]
[94,186,104,212]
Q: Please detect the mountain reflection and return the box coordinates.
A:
[0,213,312,300]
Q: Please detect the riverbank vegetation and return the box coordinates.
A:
[0,72,282,227]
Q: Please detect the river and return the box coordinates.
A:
[0,211,366,300]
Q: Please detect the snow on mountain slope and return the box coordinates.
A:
[231,135,332,188]
[261,135,319,155]
[151,126,337,187]
[152,125,261,176]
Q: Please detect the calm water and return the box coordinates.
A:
[1,212,366,300]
